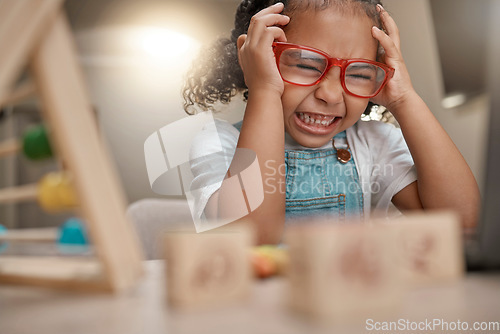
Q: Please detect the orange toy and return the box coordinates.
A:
[251,245,289,278]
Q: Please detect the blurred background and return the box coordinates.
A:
[0,0,495,228]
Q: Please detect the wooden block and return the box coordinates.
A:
[285,221,403,321]
[164,226,253,310]
[381,211,464,286]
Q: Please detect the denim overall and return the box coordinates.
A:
[233,122,364,222]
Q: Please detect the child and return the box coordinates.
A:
[183,0,480,244]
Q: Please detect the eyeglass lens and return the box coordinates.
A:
[278,48,387,97]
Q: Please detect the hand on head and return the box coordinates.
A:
[236,2,290,97]
[369,4,415,112]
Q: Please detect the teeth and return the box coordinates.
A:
[298,112,337,127]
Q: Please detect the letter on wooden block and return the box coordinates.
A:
[164,228,253,309]
[285,222,403,320]
[388,211,464,286]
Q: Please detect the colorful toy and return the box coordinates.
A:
[251,245,289,278]
[0,124,53,160]
[0,218,89,254]
[22,124,53,160]
[0,171,78,212]
[0,0,143,293]
[0,225,7,253]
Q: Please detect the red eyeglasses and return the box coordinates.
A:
[272,42,395,98]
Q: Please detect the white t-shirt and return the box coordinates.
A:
[189,119,417,219]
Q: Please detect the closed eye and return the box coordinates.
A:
[295,64,322,73]
[347,74,372,80]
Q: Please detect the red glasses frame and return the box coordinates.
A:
[272,42,395,98]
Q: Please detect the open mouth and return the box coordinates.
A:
[294,112,341,135]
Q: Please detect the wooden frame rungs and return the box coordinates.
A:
[0,227,58,243]
[0,0,144,293]
[0,79,37,107]
[0,0,62,107]
[0,256,110,292]
[0,138,21,158]
[0,183,38,204]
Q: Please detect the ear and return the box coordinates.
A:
[236,34,247,66]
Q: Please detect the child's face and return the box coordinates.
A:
[281,7,379,148]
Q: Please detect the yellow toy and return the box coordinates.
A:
[251,245,289,278]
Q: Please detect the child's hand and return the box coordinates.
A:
[370,5,415,113]
[236,2,290,97]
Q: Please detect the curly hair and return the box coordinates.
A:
[182,0,384,115]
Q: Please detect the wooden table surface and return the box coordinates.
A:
[1,260,499,334]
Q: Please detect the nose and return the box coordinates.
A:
[313,67,344,104]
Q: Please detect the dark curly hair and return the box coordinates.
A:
[182,0,384,114]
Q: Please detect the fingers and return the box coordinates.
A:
[266,26,287,43]
[238,28,285,51]
[372,5,404,64]
[247,14,289,45]
[236,34,247,66]
[236,2,289,93]
[371,26,400,62]
[376,4,401,50]
[246,2,290,46]
[249,13,290,34]
[250,2,290,28]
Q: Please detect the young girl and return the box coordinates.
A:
[183,0,480,244]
